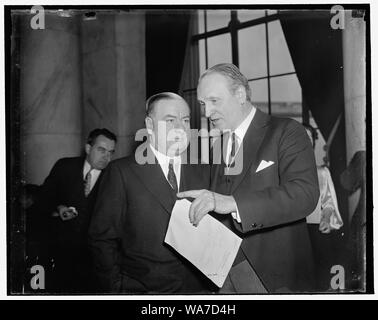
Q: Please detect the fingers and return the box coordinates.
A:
[192,203,212,227]
[59,207,78,221]
[189,197,202,224]
[177,190,204,199]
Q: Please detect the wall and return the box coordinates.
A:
[18,10,146,185]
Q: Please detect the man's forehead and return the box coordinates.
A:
[154,98,190,116]
[198,73,230,94]
[93,135,115,147]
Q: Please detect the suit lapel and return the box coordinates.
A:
[229,108,270,193]
[210,135,228,190]
[131,143,177,214]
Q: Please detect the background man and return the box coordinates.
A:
[89,92,214,293]
[178,63,319,293]
[37,128,117,293]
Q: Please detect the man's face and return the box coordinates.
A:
[146,98,191,156]
[85,135,116,170]
[197,72,244,131]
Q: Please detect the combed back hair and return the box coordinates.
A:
[146,92,188,116]
[199,63,252,102]
[87,128,117,146]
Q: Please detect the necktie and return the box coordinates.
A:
[227,132,239,166]
[167,160,178,193]
[84,170,92,197]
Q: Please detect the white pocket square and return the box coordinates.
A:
[256,160,275,173]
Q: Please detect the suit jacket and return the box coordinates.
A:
[88,143,215,294]
[210,109,320,293]
[39,157,104,250]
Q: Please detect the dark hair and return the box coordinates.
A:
[87,128,117,146]
[145,92,188,117]
[199,63,252,102]
[302,123,318,148]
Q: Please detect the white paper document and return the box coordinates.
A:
[164,199,242,288]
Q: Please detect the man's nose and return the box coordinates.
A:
[205,103,212,118]
[174,119,185,130]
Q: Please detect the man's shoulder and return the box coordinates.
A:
[53,156,84,170]
[267,114,302,131]
[107,155,135,171]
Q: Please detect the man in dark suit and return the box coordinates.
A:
[88,92,214,293]
[178,63,319,293]
[38,128,117,293]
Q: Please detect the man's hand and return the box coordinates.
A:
[177,189,237,227]
[53,205,78,221]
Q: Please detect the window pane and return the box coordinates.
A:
[249,79,268,112]
[268,20,295,75]
[198,10,205,34]
[267,10,278,15]
[239,25,267,79]
[270,74,302,117]
[206,10,231,32]
[237,10,265,22]
[207,34,232,66]
[199,39,207,74]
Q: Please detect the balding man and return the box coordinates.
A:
[89,92,214,293]
[178,64,319,293]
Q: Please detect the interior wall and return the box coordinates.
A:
[19,13,83,185]
[18,11,146,185]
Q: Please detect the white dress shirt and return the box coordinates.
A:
[226,106,257,223]
[83,160,101,193]
[150,144,181,192]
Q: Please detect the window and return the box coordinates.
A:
[183,9,323,163]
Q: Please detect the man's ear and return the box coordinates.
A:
[236,86,247,105]
[145,116,154,134]
[85,143,91,156]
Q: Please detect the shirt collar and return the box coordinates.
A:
[233,106,256,142]
[83,160,101,178]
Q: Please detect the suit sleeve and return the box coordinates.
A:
[233,120,320,233]
[34,159,64,217]
[88,161,127,293]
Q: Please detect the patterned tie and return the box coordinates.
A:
[167,160,178,193]
[84,169,92,197]
[227,132,239,166]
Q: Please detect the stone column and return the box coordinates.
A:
[342,11,366,221]
[19,13,82,185]
[81,11,146,159]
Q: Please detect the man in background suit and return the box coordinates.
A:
[178,63,319,293]
[37,128,117,293]
[88,93,214,293]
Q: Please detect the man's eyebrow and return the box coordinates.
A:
[162,114,178,118]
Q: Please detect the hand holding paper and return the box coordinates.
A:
[176,189,237,226]
[164,199,242,288]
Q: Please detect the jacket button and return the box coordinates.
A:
[251,223,257,228]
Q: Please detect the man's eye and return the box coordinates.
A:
[166,119,174,123]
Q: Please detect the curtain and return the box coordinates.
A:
[280,10,348,230]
